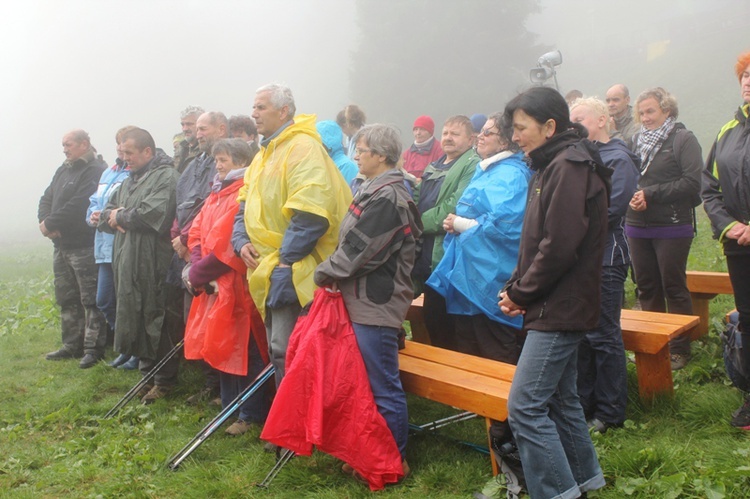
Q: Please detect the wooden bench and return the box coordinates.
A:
[686,271,733,339]
[406,296,699,402]
[398,339,514,475]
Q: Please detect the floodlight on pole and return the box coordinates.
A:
[529,50,562,90]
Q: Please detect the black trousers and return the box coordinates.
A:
[629,236,693,356]
[423,286,457,350]
[726,253,750,371]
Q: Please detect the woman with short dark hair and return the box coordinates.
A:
[498,87,610,499]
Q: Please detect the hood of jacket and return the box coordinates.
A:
[529,126,613,200]
[316,120,346,156]
[598,138,641,168]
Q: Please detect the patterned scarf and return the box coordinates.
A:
[636,116,675,174]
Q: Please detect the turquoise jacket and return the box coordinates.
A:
[317,120,359,185]
[427,151,530,327]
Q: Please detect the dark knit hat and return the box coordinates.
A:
[413,115,435,136]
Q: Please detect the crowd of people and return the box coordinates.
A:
[35,49,750,498]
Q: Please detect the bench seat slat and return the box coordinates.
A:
[401,341,515,382]
[399,355,509,421]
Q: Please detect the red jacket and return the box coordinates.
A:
[402,138,443,179]
[261,288,403,490]
[184,178,267,375]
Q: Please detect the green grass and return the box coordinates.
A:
[2,211,749,498]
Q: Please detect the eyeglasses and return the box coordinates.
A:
[355,148,372,155]
[478,128,501,137]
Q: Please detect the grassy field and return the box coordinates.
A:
[1,211,749,498]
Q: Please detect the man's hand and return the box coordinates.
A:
[498,291,525,317]
[727,222,750,246]
[108,208,126,233]
[629,190,647,212]
[240,242,260,269]
[89,210,101,225]
[39,220,61,239]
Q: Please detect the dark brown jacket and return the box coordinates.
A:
[505,129,611,332]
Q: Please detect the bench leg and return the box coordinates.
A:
[634,347,674,403]
[689,294,714,340]
[485,418,499,476]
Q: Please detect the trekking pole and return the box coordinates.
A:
[104,339,184,419]
[167,363,275,470]
[256,448,295,489]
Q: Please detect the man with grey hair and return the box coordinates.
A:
[232,83,350,387]
[172,111,229,404]
[606,84,637,147]
[38,129,107,368]
[173,105,205,173]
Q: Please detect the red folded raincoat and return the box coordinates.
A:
[261,288,403,490]
[185,178,268,375]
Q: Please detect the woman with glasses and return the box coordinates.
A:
[315,124,422,480]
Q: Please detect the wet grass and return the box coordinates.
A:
[2,212,749,498]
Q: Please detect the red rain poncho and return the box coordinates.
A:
[260,288,403,490]
[184,179,268,375]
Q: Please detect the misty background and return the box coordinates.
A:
[2,0,748,243]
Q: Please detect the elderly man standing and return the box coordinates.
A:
[232,83,350,387]
[38,129,107,368]
[172,111,229,404]
[606,84,637,147]
[173,105,204,174]
[99,128,181,404]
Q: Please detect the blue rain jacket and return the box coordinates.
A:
[427,151,531,327]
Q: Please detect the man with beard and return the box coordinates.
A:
[173,106,204,174]
[412,115,480,350]
[99,128,181,403]
[172,111,229,405]
[39,129,107,367]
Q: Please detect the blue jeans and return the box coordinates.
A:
[577,264,628,425]
[96,263,117,330]
[352,322,408,459]
[508,330,605,499]
[219,335,271,424]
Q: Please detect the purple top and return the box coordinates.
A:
[625,224,693,239]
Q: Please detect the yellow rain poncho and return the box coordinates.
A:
[238,114,352,319]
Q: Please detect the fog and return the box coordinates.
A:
[3,0,749,243]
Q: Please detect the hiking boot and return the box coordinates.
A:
[587,418,621,434]
[141,385,171,405]
[186,386,220,405]
[117,356,139,370]
[109,353,131,368]
[225,419,253,436]
[731,397,750,429]
[79,353,101,369]
[670,353,691,371]
[46,348,81,361]
[136,383,154,399]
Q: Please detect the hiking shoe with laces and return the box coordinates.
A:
[225,419,253,436]
[731,397,750,429]
[491,437,526,499]
[670,353,690,371]
[141,385,171,405]
[186,386,219,406]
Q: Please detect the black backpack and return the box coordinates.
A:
[721,311,749,392]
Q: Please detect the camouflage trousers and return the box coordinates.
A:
[53,246,106,356]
